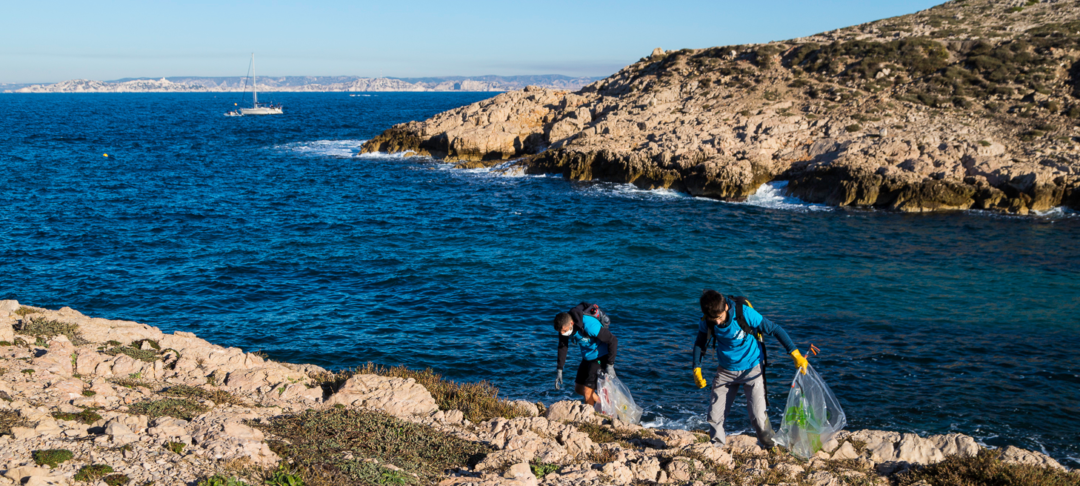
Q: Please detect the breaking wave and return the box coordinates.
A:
[275,139,368,158]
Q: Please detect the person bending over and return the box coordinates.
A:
[554,303,619,406]
[692,290,809,448]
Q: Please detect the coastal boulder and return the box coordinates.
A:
[997,445,1067,471]
[326,374,438,417]
[545,400,601,425]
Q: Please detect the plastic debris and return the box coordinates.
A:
[596,372,643,425]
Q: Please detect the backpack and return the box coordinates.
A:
[706,296,772,406]
[569,302,610,330]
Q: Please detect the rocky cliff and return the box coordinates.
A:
[0,300,1073,486]
[362,0,1080,214]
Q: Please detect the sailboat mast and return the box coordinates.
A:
[251,53,258,106]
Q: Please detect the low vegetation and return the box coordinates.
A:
[163,384,247,407]
[52,408,103,424]
[315,363,533,423]
[260,407,492,486]
[128,398,209,420]
[0,410,28,436]
[103,474,131,486]
[74,464,115,482]
[896,449,1080,486]
[16,318,87,345]
[573,422,657,450]
[196,475,251,486]
[32,449,74,468]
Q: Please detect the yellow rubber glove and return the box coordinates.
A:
[791,349,809,375]
[693,367,707,388]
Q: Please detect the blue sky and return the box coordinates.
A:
[1,0,943,84]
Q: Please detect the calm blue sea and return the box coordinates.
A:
[1,93,1078,466]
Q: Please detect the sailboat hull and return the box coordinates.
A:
[239,106,283,115]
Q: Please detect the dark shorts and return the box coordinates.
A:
[574,355,610,391]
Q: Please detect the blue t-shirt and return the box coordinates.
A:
[697,304,765,371]
[570,315,608,361]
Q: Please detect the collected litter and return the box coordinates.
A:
[595,372,643,425]
[774,363,847,459]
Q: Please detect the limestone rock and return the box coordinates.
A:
[0,300,19,317]
[545,400,601,424]
[997,445,1066,471]
[326,374,438,417]
[830,441,860,461]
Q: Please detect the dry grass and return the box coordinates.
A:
[895,449,1080,486]
[317,363,533,424]
[17,318,87,345]
[128,398,209,420]
[260,407,493,486]
[0,410,28,436]
[163,385,248,407]
[14,306,41,316]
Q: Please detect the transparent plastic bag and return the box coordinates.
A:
[774,364,847,459]
[595,372,643,425]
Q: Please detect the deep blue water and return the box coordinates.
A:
[2,93,1078,466]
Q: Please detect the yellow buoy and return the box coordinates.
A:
[103,154,108,157]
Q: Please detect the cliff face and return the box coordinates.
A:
[362,0,1080,214]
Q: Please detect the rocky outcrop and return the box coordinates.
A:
[1,300,1071,486]
[361,0,1080,214]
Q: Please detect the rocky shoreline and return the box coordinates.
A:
[1,300,1073,486]
[361,0,1080,215]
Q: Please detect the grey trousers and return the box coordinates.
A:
[707,365,775,447]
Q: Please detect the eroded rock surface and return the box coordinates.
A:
[361,0,1080,214]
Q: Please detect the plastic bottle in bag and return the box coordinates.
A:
[595,373,644,425]
[774,364,846,459]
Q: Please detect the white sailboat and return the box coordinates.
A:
[235,53,283,116]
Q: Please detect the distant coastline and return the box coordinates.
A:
[0,74,603,94]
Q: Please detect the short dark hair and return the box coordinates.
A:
[554,312,573,331]
[700,290,726,318]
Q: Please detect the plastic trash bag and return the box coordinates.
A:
[595,372,643,425]
[774,364,847,459]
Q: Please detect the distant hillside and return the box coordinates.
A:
[4,74,603,93]
[363,0,1080,214]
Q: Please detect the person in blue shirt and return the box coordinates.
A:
[692,290,810,447]
[553,304,619,406]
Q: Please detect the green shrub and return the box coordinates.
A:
[266,466,305,486]
[979,140,992,147]
[896,449,1077,486]
[18,319,87,345]
[32,449,74,468]
[196,475,250,486]
[262,408,492,486]
[129,398,208,420]
[52,408,102,425]
[846,124,863,132]
[74,464,114,482]
[103,474,130,486]
[82,390,96,397]
[167,441,186,454]
[530,461,560,478]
